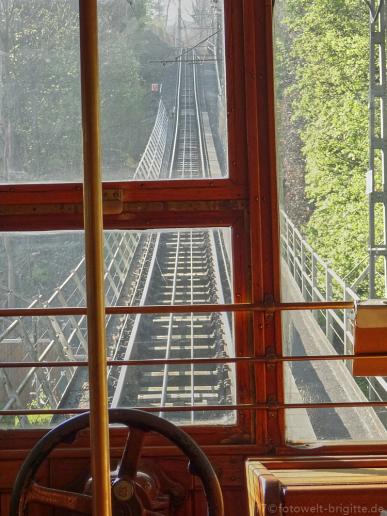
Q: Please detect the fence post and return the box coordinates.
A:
[326,269,333,343]
[301,242,306,299]
[343,284,349,357]
[285,216,290,267]
[311,255,318,321]
[291,225,296,276]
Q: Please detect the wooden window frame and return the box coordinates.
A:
[2,0,380,456]
[0,0,271,450]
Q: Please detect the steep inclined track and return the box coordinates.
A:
[110,230,233,423]
[0,49,234,426]
[53,50,234,424]
[109,49,233,421]
[169,52,208,179]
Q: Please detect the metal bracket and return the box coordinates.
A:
[103,189,123,215]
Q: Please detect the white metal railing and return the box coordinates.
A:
[132,99,168,181]
[0,233,140,425]
[280,209,359,356]
[280,208,387,411]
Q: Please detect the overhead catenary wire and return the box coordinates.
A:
[152,30,222,68]
[175,29,221,61]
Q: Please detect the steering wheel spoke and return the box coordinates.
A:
[25,481,92,514]
[118,427,147,479]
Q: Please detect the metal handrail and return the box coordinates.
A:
[280,208,387,407]
[133,98,168,180]
[280,209,358,354]
[0,235,141,423]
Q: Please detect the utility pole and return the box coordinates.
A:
[367,0,387,297]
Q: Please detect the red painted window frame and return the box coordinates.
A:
[0,0,292,451]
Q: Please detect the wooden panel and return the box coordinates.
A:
[223,487,248,516]
[194,486,247,516]
[273,467,387,485]
[0,450,247,515]
[246,457,387,516]
[49,457,92,494]
[0,461,24,490]
[208,454,245,486]
[0,461,49,516]
[0,494,10,516]
[1,495,52,516]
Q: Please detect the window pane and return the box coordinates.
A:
[274,0,370,300]
[283,307,387,442]
[99,0,228,181]
[0,0,228,184]
[0,228,232,309]
[108,229,235,424]
[0,228,235,427]
[274,0,387,443]
[0,1,82,184]
[0,232,84,310]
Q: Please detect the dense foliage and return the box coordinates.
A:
[275,0,372,290]
[0,0,170,183]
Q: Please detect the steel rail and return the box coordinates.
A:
[110,234,162,407]
[110,231,233,420]
[159,232,181,417]
[172,53,203,178]
[168,57,182,178]
[108,235,156,369]
[192,52,207,178]
[178,58,188,177]
[181,59,189,176]
[190,231,195,422]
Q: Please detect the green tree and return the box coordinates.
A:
[1,0,82,182]
[276,0,371,290]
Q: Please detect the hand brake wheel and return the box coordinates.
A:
[10,408,224,515]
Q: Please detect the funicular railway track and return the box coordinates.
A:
[4,43,387,437]
[109,49,233,422]
[0,49,233,426]
[110,229,233,423]
[52,49,234,423]
[169,51,208,179]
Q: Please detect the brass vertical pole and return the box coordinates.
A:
[79,1,112,515]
